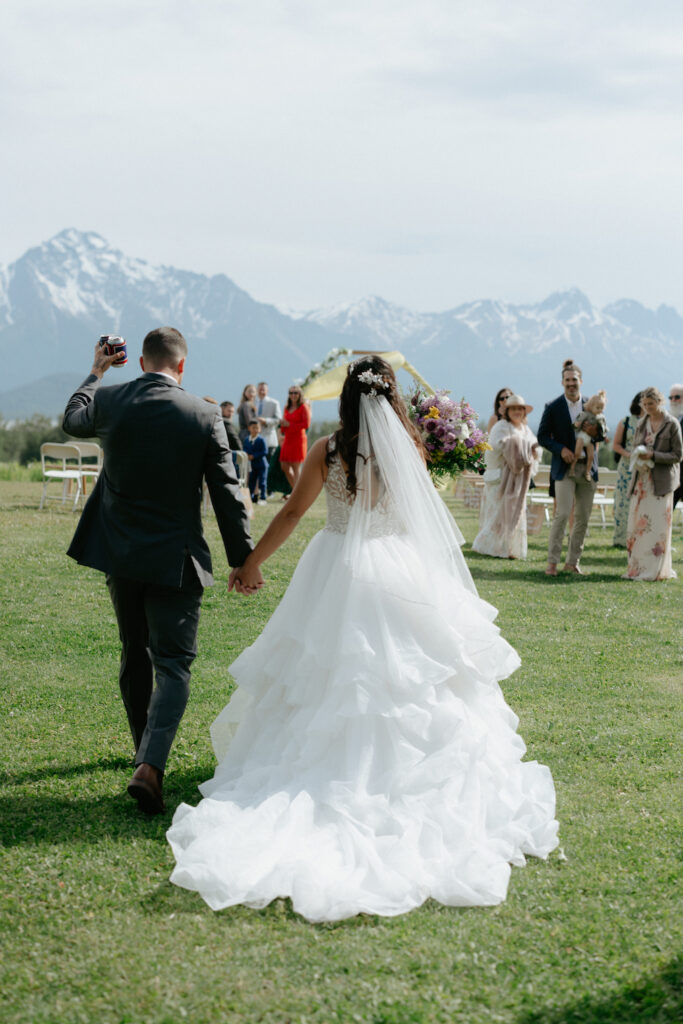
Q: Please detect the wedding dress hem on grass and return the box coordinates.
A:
[167,396,558,922]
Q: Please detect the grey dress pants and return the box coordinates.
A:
[106,556,204,772]
[547,473,597,567]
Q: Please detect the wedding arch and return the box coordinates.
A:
[300,349,434,401]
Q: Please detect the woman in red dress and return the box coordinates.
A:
[279,385,312,490]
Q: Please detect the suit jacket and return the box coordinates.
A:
[537,394,599,482]
[256,396,282,448]
[63,373,253,587]
[628,411,682,497]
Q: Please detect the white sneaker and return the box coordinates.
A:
[258,499,267,506]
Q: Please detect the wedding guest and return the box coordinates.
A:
[611,392,641,548]
[244,420,269,506]
[624,387,681,581]
[237,385,258,443]
[280,385,311,490]
[255,382,282,459]
[486,387,514,433]
[473,395,540,559]
[669,383,683,507]
[538,359,598,576]
[219,401,242,452]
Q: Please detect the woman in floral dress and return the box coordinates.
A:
[611,392,641,548]
[624,387,682,581]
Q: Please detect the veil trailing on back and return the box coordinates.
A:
[167,383,559,922]
[343,392,477,596]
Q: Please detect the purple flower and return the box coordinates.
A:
[425,420,436,433]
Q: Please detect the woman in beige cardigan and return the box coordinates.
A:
[624,386,682,580]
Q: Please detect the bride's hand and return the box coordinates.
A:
[229,561,265,595]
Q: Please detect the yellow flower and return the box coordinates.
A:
[475,442,492,452]
[425,406,440,419]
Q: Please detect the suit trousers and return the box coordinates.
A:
[547,474,596,566]
[106,556,204,772]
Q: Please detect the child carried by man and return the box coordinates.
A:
[569,389,608,480]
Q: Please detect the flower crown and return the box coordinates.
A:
[355,367,389,397]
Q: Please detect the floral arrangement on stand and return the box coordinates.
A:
[296,347,352,390]
[408,387,490,482]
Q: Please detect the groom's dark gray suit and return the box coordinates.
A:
[64,371,253,772]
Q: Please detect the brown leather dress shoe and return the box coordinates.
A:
[563,563,588,576]
[127,763,165,815]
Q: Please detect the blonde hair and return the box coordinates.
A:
[584,389,606,414]
[639,386,665,410]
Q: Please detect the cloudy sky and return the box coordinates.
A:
[2,0,683,311]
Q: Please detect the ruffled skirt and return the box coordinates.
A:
[167,528,558,921]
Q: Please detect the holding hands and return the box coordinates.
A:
[229,557,265,596]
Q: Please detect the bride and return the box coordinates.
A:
[167,357,559,922]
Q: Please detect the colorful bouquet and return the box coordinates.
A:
[408,387,490,481]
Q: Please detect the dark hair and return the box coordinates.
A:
[326,355,425,496]
[286,386,304,412]
[142,327,187,368]
[493,387,513,420]
[248,419,260,427]
[562,359,582,379]
[220,400,233,408]
[629,392,642,416]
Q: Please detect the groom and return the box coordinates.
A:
[63,327,262,814]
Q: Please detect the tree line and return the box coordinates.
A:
[0,416,70,465]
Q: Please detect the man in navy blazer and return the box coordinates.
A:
[64,327,261,814]
[538,361,598,576]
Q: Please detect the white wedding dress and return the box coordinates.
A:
[167,396,558,922]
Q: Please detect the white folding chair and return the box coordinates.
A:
[39,443,84,511]
[71,442,103,496]
[203,452,251,514]
[234,451,249,488]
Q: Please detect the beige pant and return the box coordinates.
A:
[547,474,597,566]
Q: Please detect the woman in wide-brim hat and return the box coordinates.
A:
[473,394,541,559]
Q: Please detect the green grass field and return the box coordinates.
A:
[1,480,681,1024]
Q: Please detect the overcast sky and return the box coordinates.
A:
[2,0,683,312]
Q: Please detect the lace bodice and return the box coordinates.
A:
[323,442,404,537]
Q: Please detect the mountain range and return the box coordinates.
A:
[1,229,681,426]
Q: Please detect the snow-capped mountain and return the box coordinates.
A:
[300,287,683,360]
[0,229,342,410]
[1,229,681,422]
[297,288,682,421]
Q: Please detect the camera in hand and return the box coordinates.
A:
[98,335,128,367]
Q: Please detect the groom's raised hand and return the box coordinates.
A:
[90,341,119,379]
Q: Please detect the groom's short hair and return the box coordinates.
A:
[142,327,188,368]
